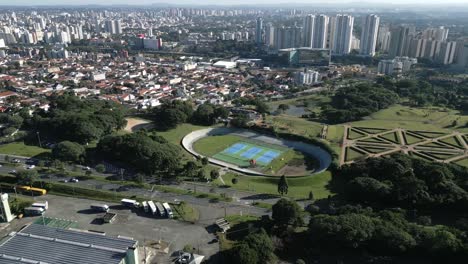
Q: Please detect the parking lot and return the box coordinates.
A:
[2,195,220,263]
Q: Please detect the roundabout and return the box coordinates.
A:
[182,127,332,177]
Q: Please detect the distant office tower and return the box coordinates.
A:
[265,24,275,47]
[360,14,380,56]
[313,14,329,49]
[303,15,315,47]
[377,25,391,52]
[332,15,354,55]
[147,27,153,37]
[389,26,412,58]
[255,17,263,44]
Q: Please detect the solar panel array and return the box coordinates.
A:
[0,224,137,264]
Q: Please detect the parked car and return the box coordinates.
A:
[26,165,35,170]
[69,178,79,183]
[9,170,16,174]
[82,166,91,171]
[12,159,21,163]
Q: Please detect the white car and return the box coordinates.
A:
[70,178,79,183]
[26,165,35,170]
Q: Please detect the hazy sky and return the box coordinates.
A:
[2,0,468,5]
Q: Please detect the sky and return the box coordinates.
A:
[2,0,468,5]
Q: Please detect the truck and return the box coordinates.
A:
[31,201,48,211]
[155,202,166,217]
[162,202,173,218]
[90,204,109,212]
[141,201,149,213]
[121,199,139,208]
[147,201,157,216]
[24,207,45,216]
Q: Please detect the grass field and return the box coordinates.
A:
[0,142,51,158]
[156,123,209,145]
[349,105,468,132]
[217,171,333,199]
[193,135,244,156]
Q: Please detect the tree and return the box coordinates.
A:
[308,191,314,201]
[16,170,38,186]
[201,157,209,166]
[277,175,288,196]
[95,164,106,173]
[210,169,220,180]
[232,243,258,264]
[277,104,290,113]
[197,170,205,181]
[242,229,275,262]
[52,141,86,163]
[232,178,238,185]
[184,161,198,179]
[272,198,304,228]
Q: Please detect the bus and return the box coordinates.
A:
[16,186,47,196]
[90,204,109,212]
[155,202,165,217]
[32,201,48,211]
[147,201,157,216]
[162,202,173,218]
[24,207,45,216]
[141,201,149,213]
[121,199,139,208]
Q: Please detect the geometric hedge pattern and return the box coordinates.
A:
[341,126,468,166]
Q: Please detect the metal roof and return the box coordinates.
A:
[0,224,137,264]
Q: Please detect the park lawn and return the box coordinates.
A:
[455,158,468,168]
[218,171,333,200]
[156,123,209,145]
[345,147,366,162]
[439,136,463,148]
[266,115,323,138]
[0,142,51,158]
[379,132,400,144]
[350,104,468,132]
[193,135,245,156]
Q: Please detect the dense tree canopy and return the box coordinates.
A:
[97,132,181,176]
[52,141,86,163]
[321,83,399,124]
[28,95,127,144]
[272,198,304,228]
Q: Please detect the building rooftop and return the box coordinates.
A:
[0,224,137,264]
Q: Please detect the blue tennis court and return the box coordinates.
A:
[223,143,247,154]
[256,150,281,164]
[240,147,263,159]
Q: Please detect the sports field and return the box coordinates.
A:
[213,142,286,168]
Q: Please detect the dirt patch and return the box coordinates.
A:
[124,118,154,132]
[276,164,310,176]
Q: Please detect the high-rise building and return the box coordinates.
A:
[255,17,263,44]
[389,26,412,58]
[104,20,115,34]
[114,20,123,34]
[377,25,391,52]
[422,26,449,42]
[302,15,315,47]
[332,15,354,55]
[313,14,329,49]
[265,24,275,48]
[274,26,302,50]
[437,41,457,64]
[360,14,380,56]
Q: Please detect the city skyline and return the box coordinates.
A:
[2,0,468,6]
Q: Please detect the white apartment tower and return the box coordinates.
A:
[313,14,329,49]
[360,14,380,56]
[332,15,354,55]
[303,15,315,47]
